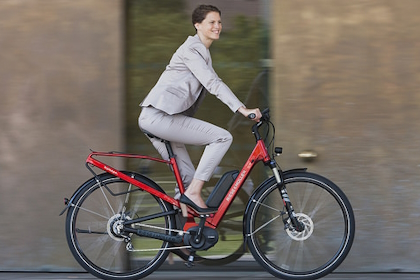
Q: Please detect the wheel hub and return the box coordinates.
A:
[107,213,131,241]
[286,213,314,241]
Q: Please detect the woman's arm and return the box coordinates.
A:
[183,41,245,113]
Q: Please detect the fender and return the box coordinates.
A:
[242,168,307,245]
[59,171,153,216]
[59,175,103,216]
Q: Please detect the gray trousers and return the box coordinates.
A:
[138,106,233,188]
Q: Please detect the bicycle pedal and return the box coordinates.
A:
[199,213,213,218]
[185,252,195,268]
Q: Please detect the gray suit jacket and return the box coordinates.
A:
[140,34,244,116]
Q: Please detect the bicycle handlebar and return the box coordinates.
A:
[248,113,256,119]
[248,108,270,121]
[251,108,270,141]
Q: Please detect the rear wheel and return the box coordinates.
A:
[245,171,355,280]
[65,172,176,280]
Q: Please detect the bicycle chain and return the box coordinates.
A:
[125,222,191,252]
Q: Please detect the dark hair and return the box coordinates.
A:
[192,5,221,29]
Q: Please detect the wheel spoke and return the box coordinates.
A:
[75,228,107,234]
[252,198,282,212]
[249,214,281,236]
[99,185,117,216]
[71,204,109,220]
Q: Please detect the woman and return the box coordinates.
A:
[138,4,261,216]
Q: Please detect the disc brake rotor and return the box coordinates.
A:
[286,213,314,241]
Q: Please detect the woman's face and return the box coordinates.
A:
[195,11,222,43]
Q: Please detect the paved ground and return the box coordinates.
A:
[2,258,419,280]
[1,272,420,280]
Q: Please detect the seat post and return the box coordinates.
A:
[164,140,175,159]
[142,129,175,159]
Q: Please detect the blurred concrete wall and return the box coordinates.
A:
[272,0,420,272]
[1,0,420,273]
[0,0,124,270]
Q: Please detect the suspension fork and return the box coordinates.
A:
[268,160,305,232]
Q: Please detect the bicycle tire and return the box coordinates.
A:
[245,171,355,280]
[65,172,176,280]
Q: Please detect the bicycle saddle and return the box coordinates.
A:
[142,129,168,142]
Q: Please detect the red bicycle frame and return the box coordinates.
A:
[85,138,271,230]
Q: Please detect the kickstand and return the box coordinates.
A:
[185,250,196,268]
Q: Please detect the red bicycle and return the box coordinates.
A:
[61,108,355,280]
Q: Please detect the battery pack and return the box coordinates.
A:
[206,170,239,208]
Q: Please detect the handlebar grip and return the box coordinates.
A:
[248,113,256,119]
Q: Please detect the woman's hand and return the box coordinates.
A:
[238,107,262,122]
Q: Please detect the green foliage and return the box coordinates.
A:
[126,0,185,14]
[211,15,266,100]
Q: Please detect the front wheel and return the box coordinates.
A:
[245,171,355,280]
